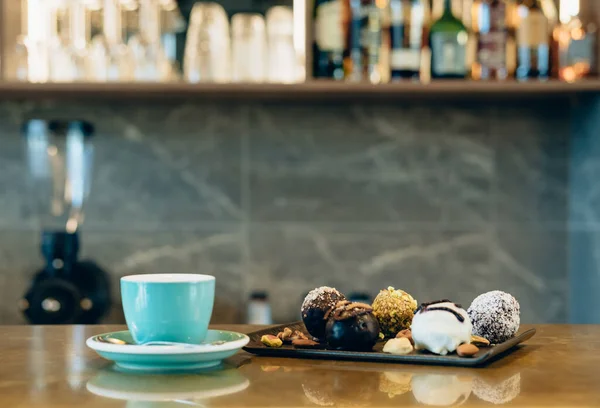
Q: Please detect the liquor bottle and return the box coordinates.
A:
[540,0,558,29]
[388,0,429,80]
[431,0,463,22]
[246,292,272,325]
[463,0,478,74]
[347,0,383,82]
[553,0,596,82]
[429,0,469,79]
[472,0,508,80]
[516,0,550,80]
[313,0,345,79]
[505,0,519,77]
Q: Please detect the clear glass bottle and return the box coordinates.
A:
[346,0,383,83]
[266,6,298,83]
[429,0,469,79]
[472,0,508,80]
[553,0,596,82]
[313,0,345,79]
[515,0,550,81]
[388,0,429,81]
[505,0,519,77]
[247,292,272,325]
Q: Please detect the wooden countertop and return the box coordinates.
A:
[1,324,598,407]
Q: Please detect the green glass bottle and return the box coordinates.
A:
[429,0,469,79]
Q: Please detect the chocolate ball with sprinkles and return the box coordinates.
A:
[301,287,346,340]
[467,290,520,344]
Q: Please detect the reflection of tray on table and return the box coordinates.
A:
[243,322,536,367]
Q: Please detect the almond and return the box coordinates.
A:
[470,335,490,347]
[292,338,320,348]
[291,330,308,341]
[396,329,414,345]
[383,337,414,355]
[457,343,479,357]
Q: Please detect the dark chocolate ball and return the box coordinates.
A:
[301,287,346,340]
[325,312,380,351]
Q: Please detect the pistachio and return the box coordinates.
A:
[261,334,283,348]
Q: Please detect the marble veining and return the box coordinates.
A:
[0,98,578,324]
[247,225,565,324]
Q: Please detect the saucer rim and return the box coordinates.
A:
[86,329,249,355]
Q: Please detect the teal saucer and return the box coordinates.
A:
[86,329,249,372]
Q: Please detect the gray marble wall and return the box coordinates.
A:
[570,96,600,324]
[0,98,571,325]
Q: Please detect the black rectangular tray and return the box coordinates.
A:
[243,322,536,367]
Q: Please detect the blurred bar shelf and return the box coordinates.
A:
[0,80,599,101]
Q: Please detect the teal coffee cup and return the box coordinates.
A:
[121,274,215,344]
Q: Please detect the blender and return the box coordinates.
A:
[20,119,111,324]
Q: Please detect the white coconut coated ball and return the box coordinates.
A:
[467,291,520,344]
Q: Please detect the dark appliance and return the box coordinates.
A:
[20,120,111,324]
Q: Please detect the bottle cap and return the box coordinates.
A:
[250,291,268,301]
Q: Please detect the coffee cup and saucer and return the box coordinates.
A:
[87,274,249,372]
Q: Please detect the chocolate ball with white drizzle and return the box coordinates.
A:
[411,300,472,355]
